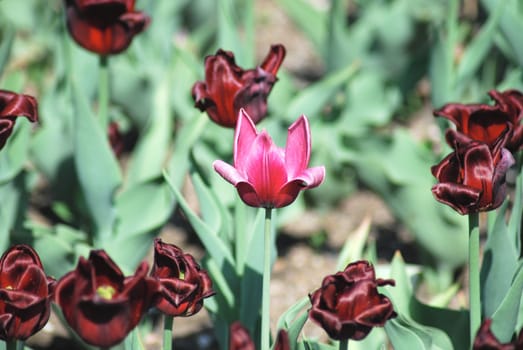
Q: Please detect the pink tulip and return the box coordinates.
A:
[213,109,325,208]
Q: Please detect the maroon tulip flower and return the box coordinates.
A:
[489,89,523,151]
[0,90,38,150]
[229,322,255,350]
[473,319,518,350]
[0,245,55,341]
[228,321,290,350]
[213,110,325,208]
[151,238,215,317]
[65,0,150,55]
[309,260,396,341]
[55,250,160,347]
[431,130,514,215]
[108,121,124,157]
[273,329,290,350]
[192,44,286,127]
[434,89,523,152]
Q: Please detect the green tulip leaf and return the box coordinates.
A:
[0,121,31,184]
[126,78,172,186]
[481,200,519,318]
[276,297,309,350]
[385,314,454,350]
[285,62,359,123]
[490,263,523,342]
[114,179,173,239]
[456,1,503,83]
[164,170,234,270]
[72,79,122,242]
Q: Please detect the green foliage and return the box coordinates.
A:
[2,0,523,349]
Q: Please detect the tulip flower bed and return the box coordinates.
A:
[2,0,523,349]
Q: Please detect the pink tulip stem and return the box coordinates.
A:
[339,339,348,350]
[468,212,481,346]
[163,315,174,350]
[98,55,110,132]
[261,207,273,350]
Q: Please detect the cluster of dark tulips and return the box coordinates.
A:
[0,240,214,348]
[2,0,523,349]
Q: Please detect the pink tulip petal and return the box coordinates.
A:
[295,166,326,189]
[236,182,263,207]
[244,132,288,206]
[234,110,258,172]
[285,115,311,177]
[213,160,246,186]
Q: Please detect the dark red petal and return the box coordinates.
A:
[489,89,523,124]
[490,148,515,210]
[309,305,343,339]
[461,143,494,191]
[260,44,286,76]
[473,319,515,350]
[229,322,255,350]
[274,329,290,350]
[199,51,244,127]
[0,91,38,122]
[431,183,481,215]
[65,1,148,55]
[74,0,128,11]
[233,70,275,124]
[89,250,125,291]
[342,261,376,282]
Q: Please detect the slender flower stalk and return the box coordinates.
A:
[339,339,348,350]
[98,55,109,131]
[6,340,17,350]
[163,315,174,350]
[468,213,481,346]
[261,208,272,350]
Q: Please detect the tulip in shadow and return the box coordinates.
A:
[54,250,160,347]
[0,245,55,341]
[151,238,215,317]
[308,260,396,341]
[0,90,38,150]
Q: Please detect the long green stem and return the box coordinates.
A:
[468,213,480,346]
[339,339,348,350]
[98,55,109,131]
[261,208,273,350]
[6,340,17,350]
[163,315,174,350]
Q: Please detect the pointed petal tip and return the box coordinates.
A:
[213,160,246,186]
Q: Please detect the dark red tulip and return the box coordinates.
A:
[274,329,290,350]
[473,319,515,350]
[151,239,214,317]
[192,44,286,127]
[108,121,124,157]
[431,130,514,215]
[309,260,396,341]
[0,90,38,150]
[489,89,523,151]
[229,322,255,350]
[55,250,160,347]
[65,0,150,55]
[228,322,290,350]
[434,89,523,152]
[0,245,55,341]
